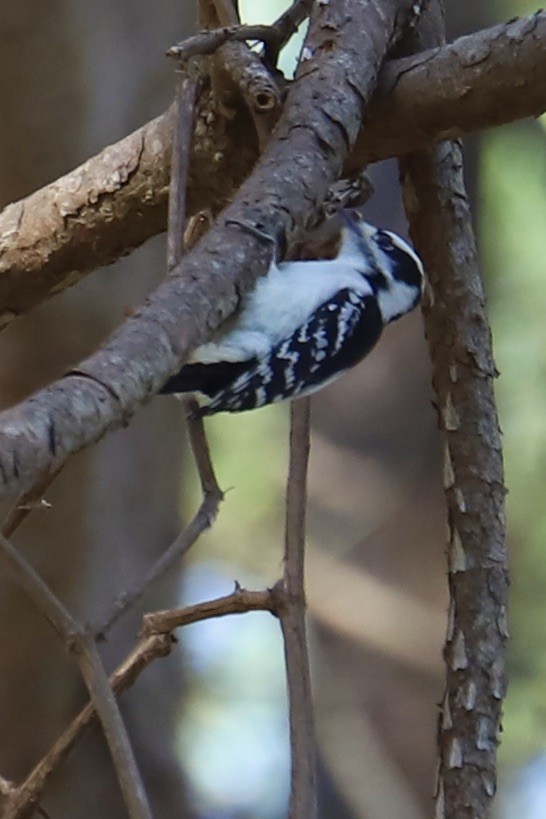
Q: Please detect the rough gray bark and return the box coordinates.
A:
[399,5,508,814]
[0,11,544,324]
[0,0,423,498]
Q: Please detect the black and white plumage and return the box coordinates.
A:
[159,210,424,415]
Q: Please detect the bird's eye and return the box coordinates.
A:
[375,231,394,251]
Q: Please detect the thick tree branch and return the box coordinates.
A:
[204,1,284,150]
[0,12,544,324]
[403,144,507,819]
[0,0,418,497]
[0,92,255,323]
[400,6,508,814]
[350,10,546,169]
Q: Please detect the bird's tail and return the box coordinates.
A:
[159,360,251,397]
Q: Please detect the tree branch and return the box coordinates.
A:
[0,12,544,325]
[6,587,276,817]
[92,88,223,640]
[399,6,508,815]
[167,24,282,60]
[404,145,507,819]
[167,76,200,272]
[93,408,223,640]
[0,533,152,819]
[142,587,278,634]
[280,399,316,818]
[0,0,418,498]
[351,10,546,169]
[2,633,174,819]
[204,0,283,150]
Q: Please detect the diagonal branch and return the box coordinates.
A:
[0,12,544,325]
[167,24,282,60]
[3,633,174,819]
[351,10,546,168]
[0,0,419,499]
[5,587,276,817]
[93,404,223,640]
[93,81,223,640]
[0,532,152,819]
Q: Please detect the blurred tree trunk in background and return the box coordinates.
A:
[0,2,192,815]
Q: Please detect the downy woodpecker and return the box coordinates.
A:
[159,210,424,415]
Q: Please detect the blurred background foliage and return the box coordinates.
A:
[184,1,546,816]
[0,0,545,817]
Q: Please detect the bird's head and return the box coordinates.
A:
[339,209,425,322]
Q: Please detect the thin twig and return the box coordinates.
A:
[264,0,313,65]
[93,491,222,639]
[2,634,173,819]
[167,76,200,272]
[206,0,311,52]
[279,398,317,819]
[168,69,200,258]
[142,586,278,635]
[73,636,153,819]
[92,395,222,637]
[184,397,221,494]
[167,25,278,61]
[0,532,152,819]
[1,465,64,538]
[0,531,80,641]
[92,87,222,641]
[5,587,278,817]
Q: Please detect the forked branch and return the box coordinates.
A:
[0,0,420,499]
[0,12,544,326]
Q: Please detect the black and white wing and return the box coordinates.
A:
[160,289,383,415]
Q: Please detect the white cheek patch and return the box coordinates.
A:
[378,280,421,322]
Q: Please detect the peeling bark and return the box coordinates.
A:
[403,142,508,819]
[400,5,508,811]
[0,11,544,323]
[0,0,420,496]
